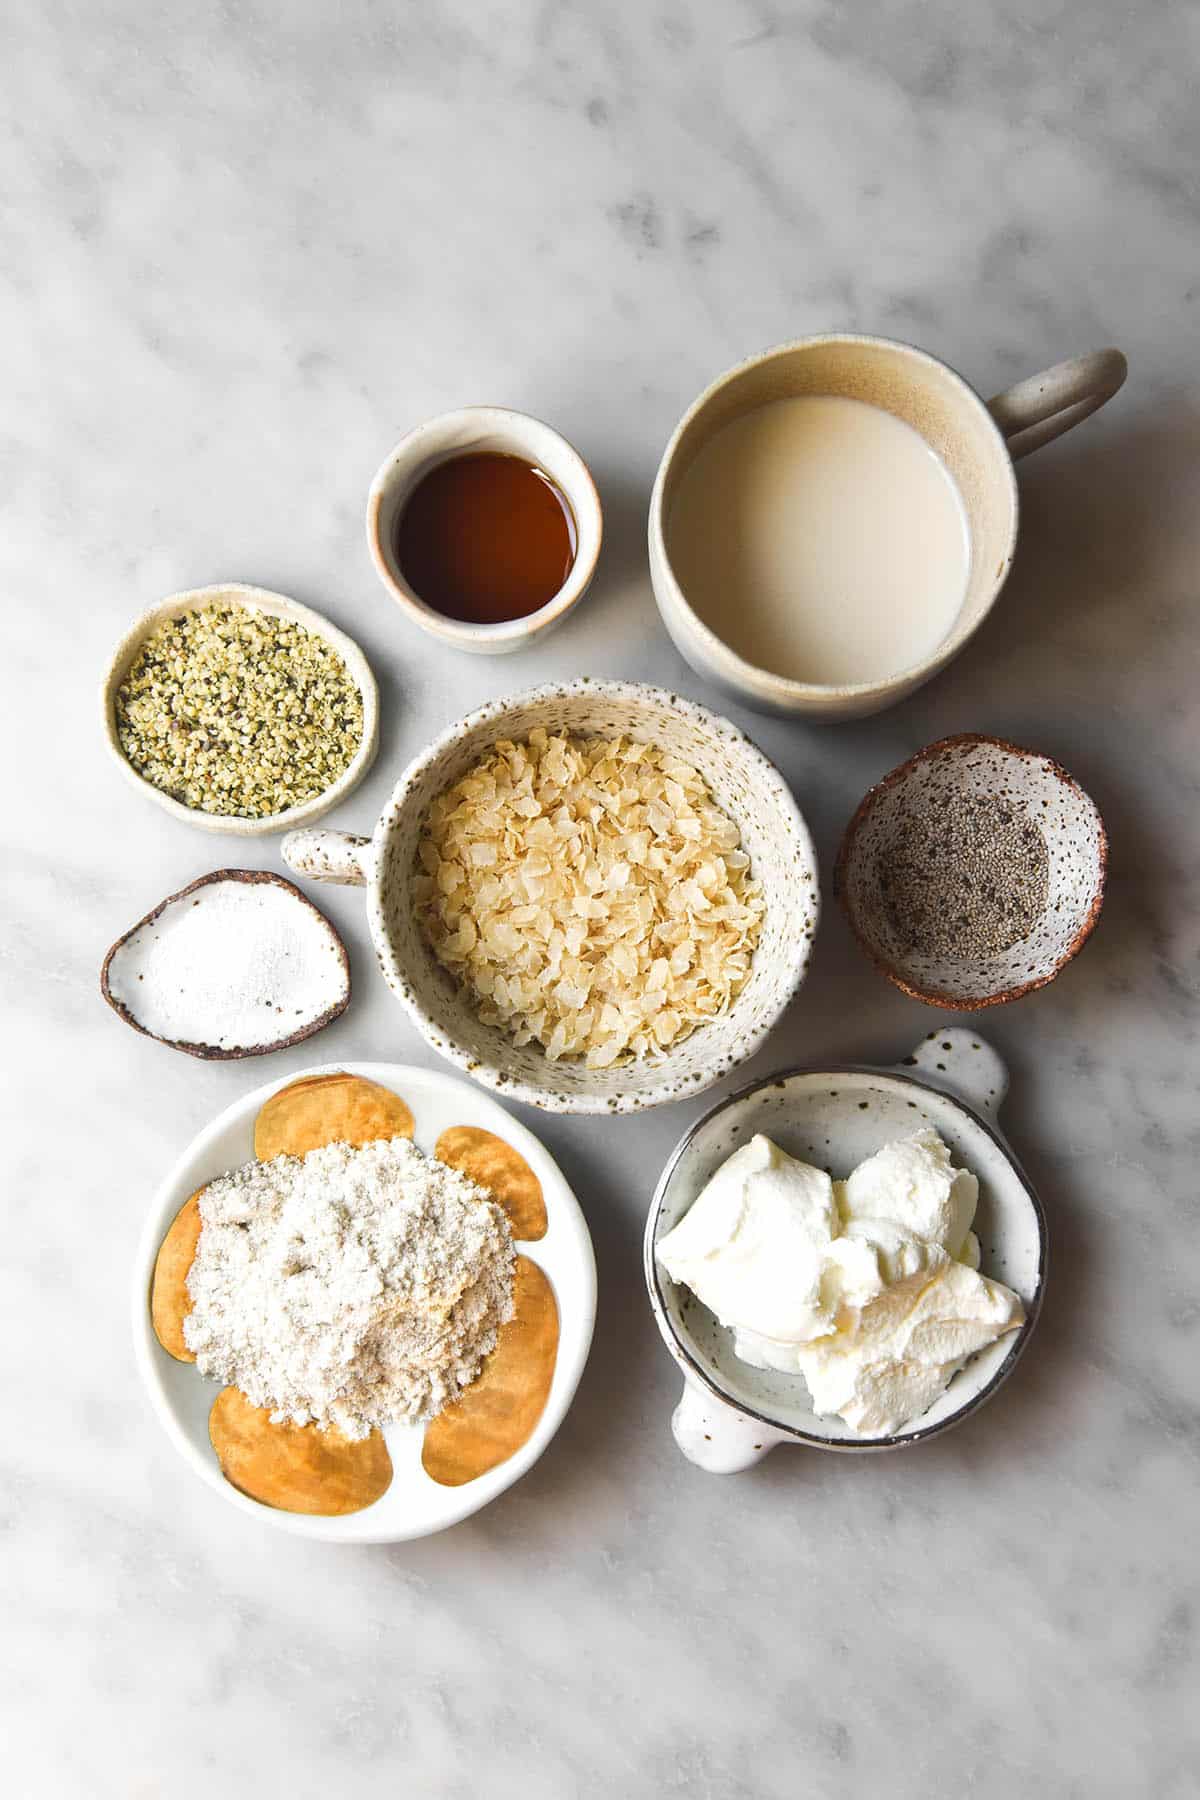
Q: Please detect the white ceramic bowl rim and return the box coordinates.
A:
[648,332,1019,701]
[644,1059,1047,1450]
[362,677,820,1114]
[367,406,604,650]
[101,583,380,837]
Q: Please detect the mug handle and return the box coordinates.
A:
[282,827,372,887]
[987,347,1126,460]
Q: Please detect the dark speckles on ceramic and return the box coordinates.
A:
[835,732,1106,1009]
[365,680,819,1114]
[645,1030,1045,1459]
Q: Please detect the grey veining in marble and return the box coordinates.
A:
[3,2,1198,1795]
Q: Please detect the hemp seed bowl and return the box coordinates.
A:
[101,584,379,836]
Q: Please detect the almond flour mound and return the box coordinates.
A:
[183,1137,515,1438]
[413,731,765,1067]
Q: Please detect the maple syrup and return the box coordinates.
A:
[395,452,577,624]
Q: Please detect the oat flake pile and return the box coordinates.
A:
[414,730,765,1066]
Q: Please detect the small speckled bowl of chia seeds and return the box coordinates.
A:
[101,584,379,837]
[835,733,1107,1009]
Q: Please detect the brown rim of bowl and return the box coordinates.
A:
[833,731,1109,1011]
[100,870,351,1058]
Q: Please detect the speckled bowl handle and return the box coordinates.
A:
[895,1027,1009,1122]
[281,827,373,887]
[672,1374,785,1473]
[988,347,1126,460]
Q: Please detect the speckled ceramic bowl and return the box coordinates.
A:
[645,1029,1046,1468]
[101,584,379,837]
[835,733,1106,1009]
[283,680,819,1114]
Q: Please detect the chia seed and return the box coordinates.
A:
[879,794,1049,960]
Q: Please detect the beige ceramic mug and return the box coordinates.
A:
[648,335,1126,721]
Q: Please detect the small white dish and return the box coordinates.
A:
[366,407,603,654]
[101,583,379,837]
[645,1029,1046,1469]
[282,679,820,1114]
[132,1061,597,1541]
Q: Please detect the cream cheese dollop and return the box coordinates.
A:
[654,1135,839,1345]
[841,1128,978,1259]
[656,1127,1024,1436]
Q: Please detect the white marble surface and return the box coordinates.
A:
[4,4,1198,1794]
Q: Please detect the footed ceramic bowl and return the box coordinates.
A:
[835,733,1106,1008]
[645,1029,1046,1468]
[283,680,819,1114]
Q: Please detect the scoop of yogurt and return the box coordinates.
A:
[655,1127,1024,1436]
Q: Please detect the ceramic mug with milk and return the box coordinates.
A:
[648,335,1126,721]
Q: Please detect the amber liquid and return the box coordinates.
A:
[395,452,577,624]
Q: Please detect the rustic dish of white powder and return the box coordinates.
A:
[103,871,350,1056]
[183,1137,516,1437]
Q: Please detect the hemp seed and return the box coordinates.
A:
[115,604,364,819]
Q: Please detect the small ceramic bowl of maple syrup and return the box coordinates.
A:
[367,407,603,655]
